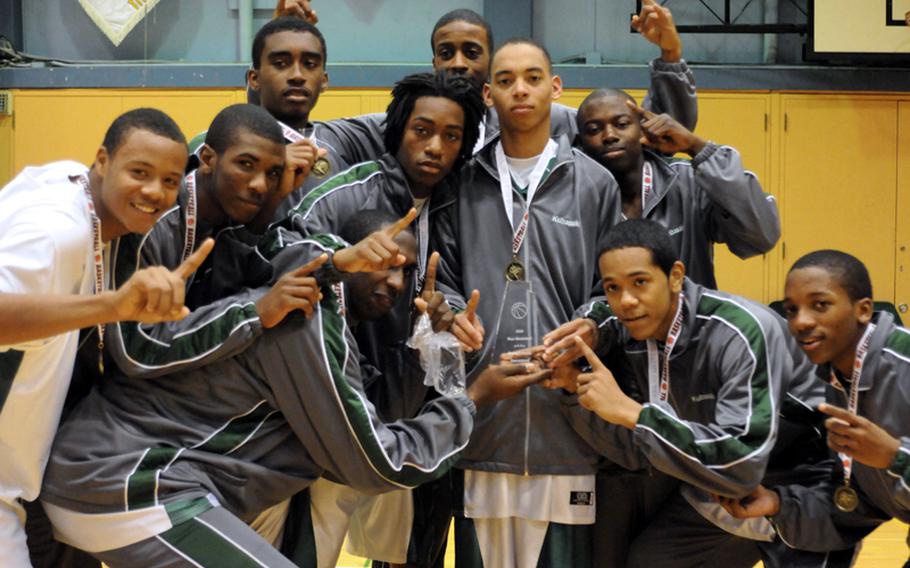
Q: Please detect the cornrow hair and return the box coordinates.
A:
[382,71,485,171]
[789,250,873,301]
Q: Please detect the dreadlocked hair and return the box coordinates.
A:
[382,71,485,171]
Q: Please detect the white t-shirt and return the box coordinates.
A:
[0,161,94,510]
[505,153,543,190]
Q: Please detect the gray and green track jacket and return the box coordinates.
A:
[566,279,817,498]
[41,250,475,546]
[318,58,699,164]
[263,153,444,420]
[769,312,910,552]
[106,185,266,379]
[430,133,622,475]
[615,145,778,289]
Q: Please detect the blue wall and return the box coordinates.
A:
[21,0,803,65]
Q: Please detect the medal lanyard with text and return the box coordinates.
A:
[415,201,430,293]
[647,292,685,409]
[641,161,653,212]
[279,121,347,312]
[181,171,198,263]
[494,139,558,267]
[620,161,653,222]
[832,323,876,492]
[74,174,107,375]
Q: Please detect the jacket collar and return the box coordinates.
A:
[641,149,681,216]
[816,311,896,393]
[473,131,576,184]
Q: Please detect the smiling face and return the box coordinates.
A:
[784,266,873,373]
[431,19,491,89]
[484,42,561,135]
[249,30,327,126]
[94,128,187,240]
[395,96,465,197]
[346,230,418,322]
[599,246,685,341]
[578,94,643,174]
[199,129,286,225]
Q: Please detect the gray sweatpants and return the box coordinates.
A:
[94,506,298,568]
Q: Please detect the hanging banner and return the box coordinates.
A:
[78,0,162,47]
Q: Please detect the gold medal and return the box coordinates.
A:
[312,157,331,178]
[505,258,525,281]
[834,485,859,512]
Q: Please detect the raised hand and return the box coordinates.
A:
[542,318,599,367]
[625,100,706,156]
[275,0,318,23]
[452,289,484,352]
[113,238,215,323]
[333,209,416,273]
[821,403,901,469]
[717,485,782,519]
[256,254,328,328]
[283,139,328,197]
[575,337,643,429]
[466,362,552,406]
[632,0,683,62]
[414,252,456,332]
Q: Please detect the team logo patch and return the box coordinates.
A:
[570,491,594,506]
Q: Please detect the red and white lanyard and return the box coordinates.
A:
[621,161,654,222]
[493,139,558,260]
[181,171,199,262]
[74,174,107,373]
[279,120,307,144]
[647,292,685,408]
[641,161,654,211]
[832,323,876,486]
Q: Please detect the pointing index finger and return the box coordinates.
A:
[575,336,605,371]
[292,253,329,276]
[424,252,439,294]
[819,403,859,424]
[385,208,417,237]
[464,289,480,321]
[625,99,654,120]
[175,238,214,280]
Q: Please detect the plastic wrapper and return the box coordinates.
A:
[406,313,466,396]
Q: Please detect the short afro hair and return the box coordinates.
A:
[204,104,284,155]
[252,17,326,70]
[102,108,186,157]
[599,219,679,277]
[431,9,494,53]
[788,250,873,302]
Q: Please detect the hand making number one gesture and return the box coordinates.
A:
[414,251,485,352]
[575,337,643,430]
[625,100,707,157]
[114,238,216,323]
[334,208,417,273]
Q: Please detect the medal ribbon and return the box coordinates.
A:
[641,161,653,212]
[647,292,685,409]
[832,323,876,487]
[494,139,558,259]
[181,171,198,262]
[415,201,430,293]
[73,174,106,374]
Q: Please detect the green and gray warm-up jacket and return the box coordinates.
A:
[570,279,821,498]
[769,312,910,552]
[40,239,475,552]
